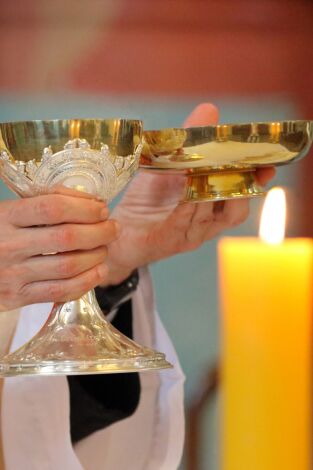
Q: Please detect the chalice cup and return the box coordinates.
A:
[0,119,172,376]
[142,120,313,202]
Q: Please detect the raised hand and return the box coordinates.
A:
[105,103,275,284]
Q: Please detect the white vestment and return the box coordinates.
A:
[1,268,185,470]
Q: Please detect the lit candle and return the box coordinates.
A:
[218,187,313,470]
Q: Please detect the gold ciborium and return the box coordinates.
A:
[142,120,313,202]
[0,119,172,376]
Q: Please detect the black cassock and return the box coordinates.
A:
[67,299,141,443]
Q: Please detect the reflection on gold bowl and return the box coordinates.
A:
[142,120,313,202]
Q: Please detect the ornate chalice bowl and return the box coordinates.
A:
[142,120,313,202]
[0,119,172,376]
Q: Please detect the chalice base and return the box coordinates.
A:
[183,170,265,202]
[0,294,172,377]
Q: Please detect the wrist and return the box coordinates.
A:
[100,265,135,287]
[102,244,140,287]
[95,269,139,312]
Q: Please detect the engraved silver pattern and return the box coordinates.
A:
[1,139,143,201]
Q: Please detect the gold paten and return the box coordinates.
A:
[142,120,313,202]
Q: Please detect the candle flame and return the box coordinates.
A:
[259,187,286,244]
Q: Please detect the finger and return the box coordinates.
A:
[19,246,108,283]
[256,166,276,186]
[214,198,250,226]
[185,201,215,245]
[16,220,120,258]
[149,202,197,255]
[8,195,108,227]
[20,263,109,304]
[49,185,102,200]
[183,102,219,127]
[164,202,197,235]
[203,199,250,240]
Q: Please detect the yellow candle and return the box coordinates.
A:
[219,190,313,470]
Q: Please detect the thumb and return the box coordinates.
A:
[183,102,219,127]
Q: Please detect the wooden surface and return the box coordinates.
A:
[186,365,219,470]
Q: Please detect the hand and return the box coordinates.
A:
[105,103,276,284]
[0,188,119,311]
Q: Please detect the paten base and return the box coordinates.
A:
[183,170,265,202]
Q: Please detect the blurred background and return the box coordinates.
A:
[0,1,312,468]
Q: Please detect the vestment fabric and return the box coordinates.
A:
[2,268,185,470]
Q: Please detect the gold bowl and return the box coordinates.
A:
[142,120,313,202]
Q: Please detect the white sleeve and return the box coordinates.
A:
[2,267,185,470]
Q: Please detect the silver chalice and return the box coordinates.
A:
[0,119,172,376]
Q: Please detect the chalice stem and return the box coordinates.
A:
[0,292,172,376]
